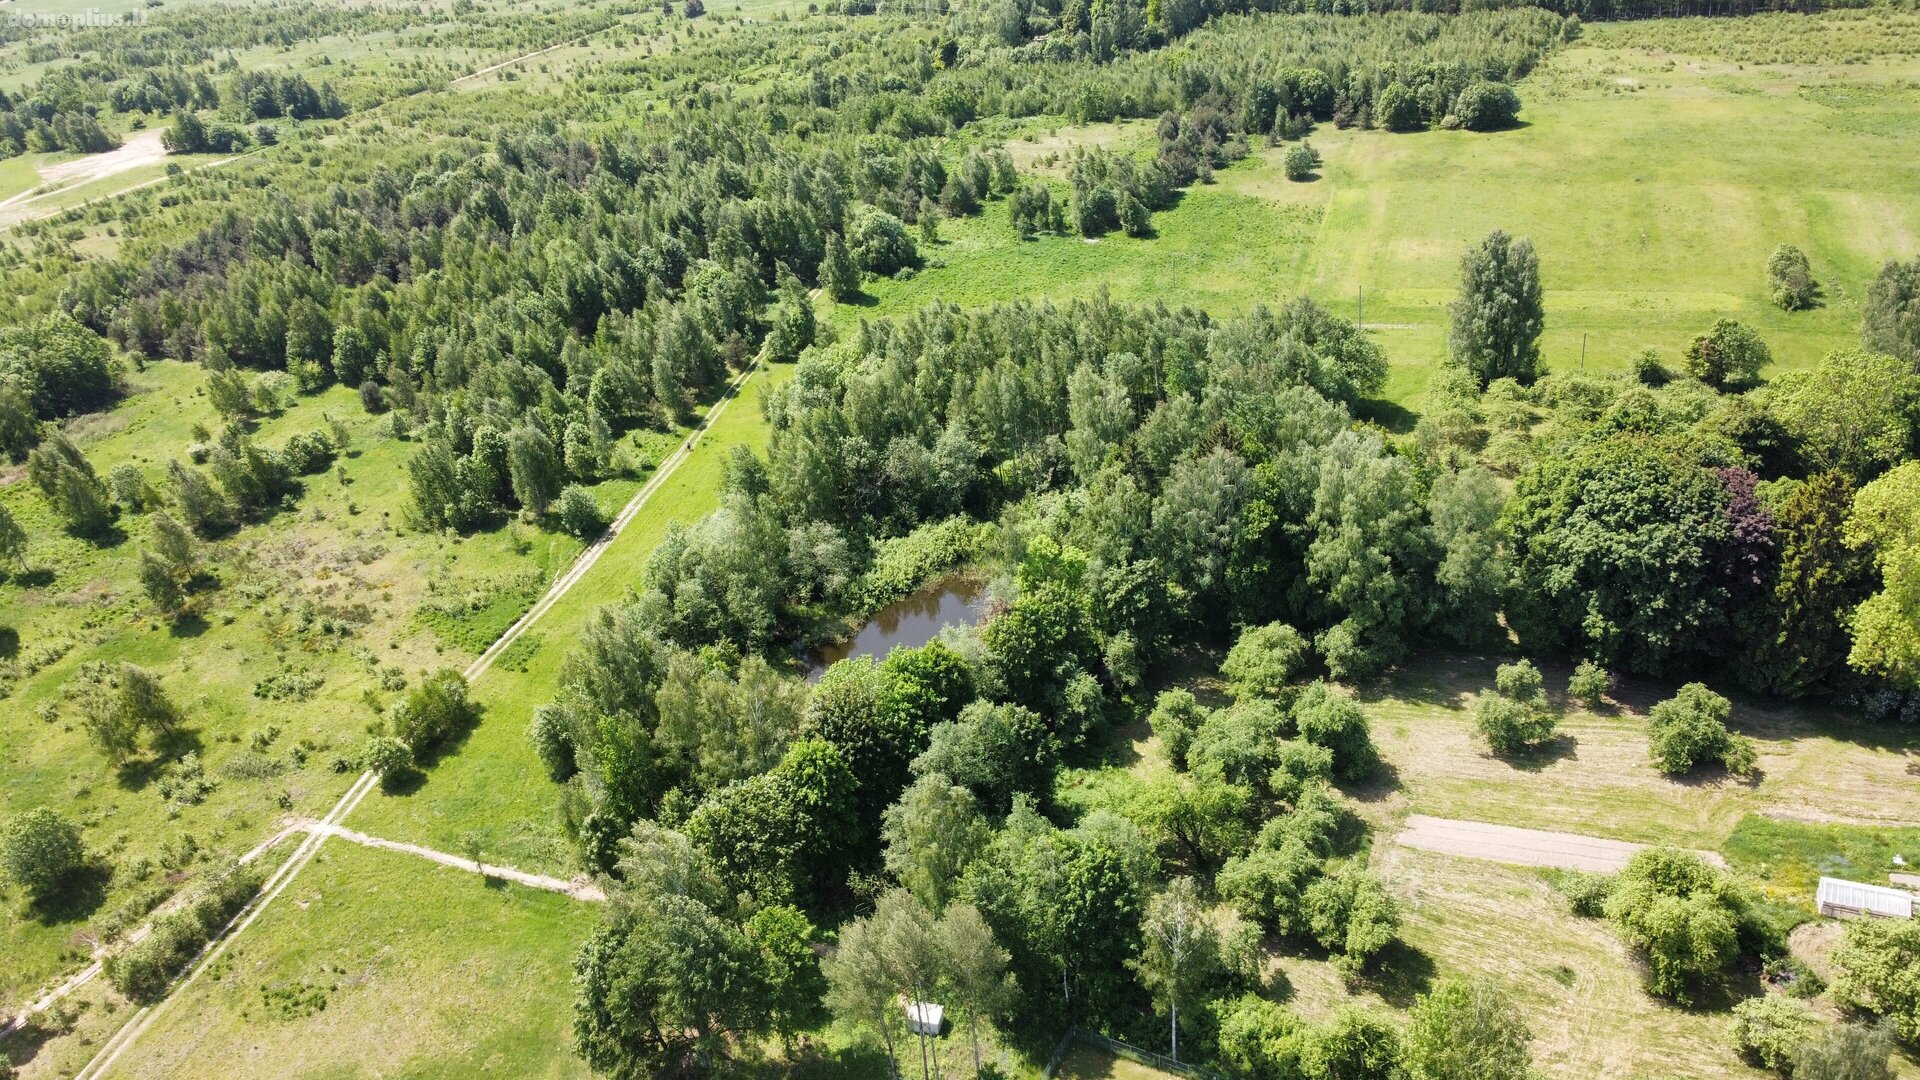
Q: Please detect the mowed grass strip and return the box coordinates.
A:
[1357,654,1920,852]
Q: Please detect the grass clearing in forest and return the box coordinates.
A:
[1053,1042,1184,1080]
[1055,648,1920,1078]
[838,35,1920,407]
[1356,654,1920,855]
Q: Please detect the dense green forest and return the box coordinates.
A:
[1,0,1919,1076]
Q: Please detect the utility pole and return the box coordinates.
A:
[1580,332,1587,372]
[1357,285,1364,327]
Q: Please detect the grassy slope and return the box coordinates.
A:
[843,45,1920,406]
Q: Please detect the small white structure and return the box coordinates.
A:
[906,1001,944,1037]
[1817,876,1914,920]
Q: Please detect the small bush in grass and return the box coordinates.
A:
[1684,318,1771,389]
[1633,348,1670,386]
[555,484,605,540]
[1730,995,1817,1073]
[360,735,413,787]
[528,704,578,781]
[1452,80,1521,131]
[1283,142,1319,181]
[1291,682,1379,782]
[1476,659,1555,755]
[1647,683,1756,777]
[386,669,476,755]
[1555,870,1614,918]
[1568,659,1610,708]
[1766,244,1818,311]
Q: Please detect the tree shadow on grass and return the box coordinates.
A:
[4,566,53,589]
[1361,940,1437,1008]
[1341,759,1402,804]
[166,613,210,639]
[2,1003,81,1073]
[410,702,487,771]
[1488,732,1579,773]
[25,859,112,925]
[1666,761,1765,791]
[1354,397,1417,435]
[378,767,426,797]
[736,1038,893,1079]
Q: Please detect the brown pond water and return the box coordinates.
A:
[806,576,988,675]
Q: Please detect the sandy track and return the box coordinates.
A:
[313,823,605,901]
[1395,814,1727,873]
[0,129,172,227]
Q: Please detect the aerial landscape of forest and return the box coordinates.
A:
[0,0,1918,1075]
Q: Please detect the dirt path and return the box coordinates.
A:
[452,34,595,85]
[1395,815,1728,873]
[312,823,606,901]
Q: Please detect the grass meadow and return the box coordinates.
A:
[841,41,1920,406]
[90,842,598,1080]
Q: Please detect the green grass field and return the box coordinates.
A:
[98,842,598,1080]
[1054,1042,1184,1080]
[841,42,1920,406]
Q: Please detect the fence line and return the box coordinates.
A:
[1040,1027,1233,1080]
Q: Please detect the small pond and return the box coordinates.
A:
[806,575,989,676]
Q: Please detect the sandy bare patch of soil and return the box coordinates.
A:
[36,128,169,185]
[0,129,181,227]
[1396,814,1727,873]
